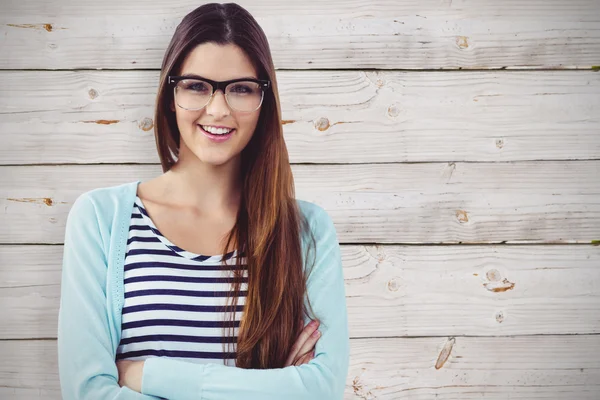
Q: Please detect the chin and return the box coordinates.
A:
[205,158,234,167]
[195,151,239,167]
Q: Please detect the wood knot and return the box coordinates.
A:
[496,138,504,149]
[315,117,330,131]
[138,117,154,132]
[88,89,98,99]
[455,210,469,223]
[484,278,515,293]
[352,374,375,399]
[495,311,505,323]
[435,337,455,369]
[456,36,469,49]
[387,105,400,117]
[387,279,399,292]
[486,269,501,282]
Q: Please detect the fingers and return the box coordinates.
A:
[284,319,320,367]
[293,326,321,365]
[293,350,315,366]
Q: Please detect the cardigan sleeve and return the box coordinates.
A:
[57,193,161,400]
[140,205,350,400]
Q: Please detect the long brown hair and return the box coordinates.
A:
[153,3,317,369]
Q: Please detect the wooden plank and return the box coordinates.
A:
[0,246,62,340]
[1,70,599,164]
[2,335,599,399]
[1,163,599,244]
[1,244,599,339]
[1,0,599,70]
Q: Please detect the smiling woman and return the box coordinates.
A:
[166,42,266,164]
[56,2,350,400]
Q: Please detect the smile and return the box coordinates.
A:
[198,125,235,142]
[200,124,234,135]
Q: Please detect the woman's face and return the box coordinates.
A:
[172,42,262,167]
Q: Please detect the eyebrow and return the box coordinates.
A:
[179,73,258,81]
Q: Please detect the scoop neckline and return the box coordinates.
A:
[134,194,239,263]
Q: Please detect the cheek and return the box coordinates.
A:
[175,110,205,137]
[176,109,199,125]
[237,113,260,134]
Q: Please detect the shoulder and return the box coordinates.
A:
[295,199,338,241]
[295,199,343,284]
[296,198,332,225]
[67,181,138,226]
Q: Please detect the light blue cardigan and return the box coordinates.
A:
[57,180,350,400]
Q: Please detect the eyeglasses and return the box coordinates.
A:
[168,75,271,113]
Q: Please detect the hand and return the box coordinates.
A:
[116,360,144,393]
[284,320,321,367]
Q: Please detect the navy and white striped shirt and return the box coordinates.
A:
[116,195,248,366]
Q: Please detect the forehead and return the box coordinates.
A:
[179,42,258,80]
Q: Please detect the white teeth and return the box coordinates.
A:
[201,125,233,135]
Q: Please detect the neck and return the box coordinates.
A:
[162,145,243,217]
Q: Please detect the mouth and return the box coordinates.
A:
[198,124,236,142]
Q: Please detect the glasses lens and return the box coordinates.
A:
[226,81,264,112]
[174,79,212,110]
[174,79,265,112]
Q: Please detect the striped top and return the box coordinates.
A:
[58,180,349,399]
[116,195,248,366]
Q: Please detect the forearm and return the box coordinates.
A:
[141,354,347,400]
[138,203,349,400]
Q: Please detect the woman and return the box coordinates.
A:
[57,3,349,399]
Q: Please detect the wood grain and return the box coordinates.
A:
[2,163,599,244]
[2,335,599,399]
[1,244,598,339]
[1,0,599,69]
[2,1,599,397]
[1,70,599,164]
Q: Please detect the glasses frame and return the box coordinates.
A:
[167,75,271,113]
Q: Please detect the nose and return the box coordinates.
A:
[205,89,231,118]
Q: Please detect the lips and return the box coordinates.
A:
[200,124,235,134]
[198,124,235,143]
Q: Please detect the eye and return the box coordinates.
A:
[228,83,258,95]
[181,80,211,93]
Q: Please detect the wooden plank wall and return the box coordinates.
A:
[1,0,599,398]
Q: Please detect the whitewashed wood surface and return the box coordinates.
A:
[2,163,599,244]
[1,244,599,340]
[1,0,599,398]
[1,336,600,399]
[1,0,600,69]
[1,70,599,164]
